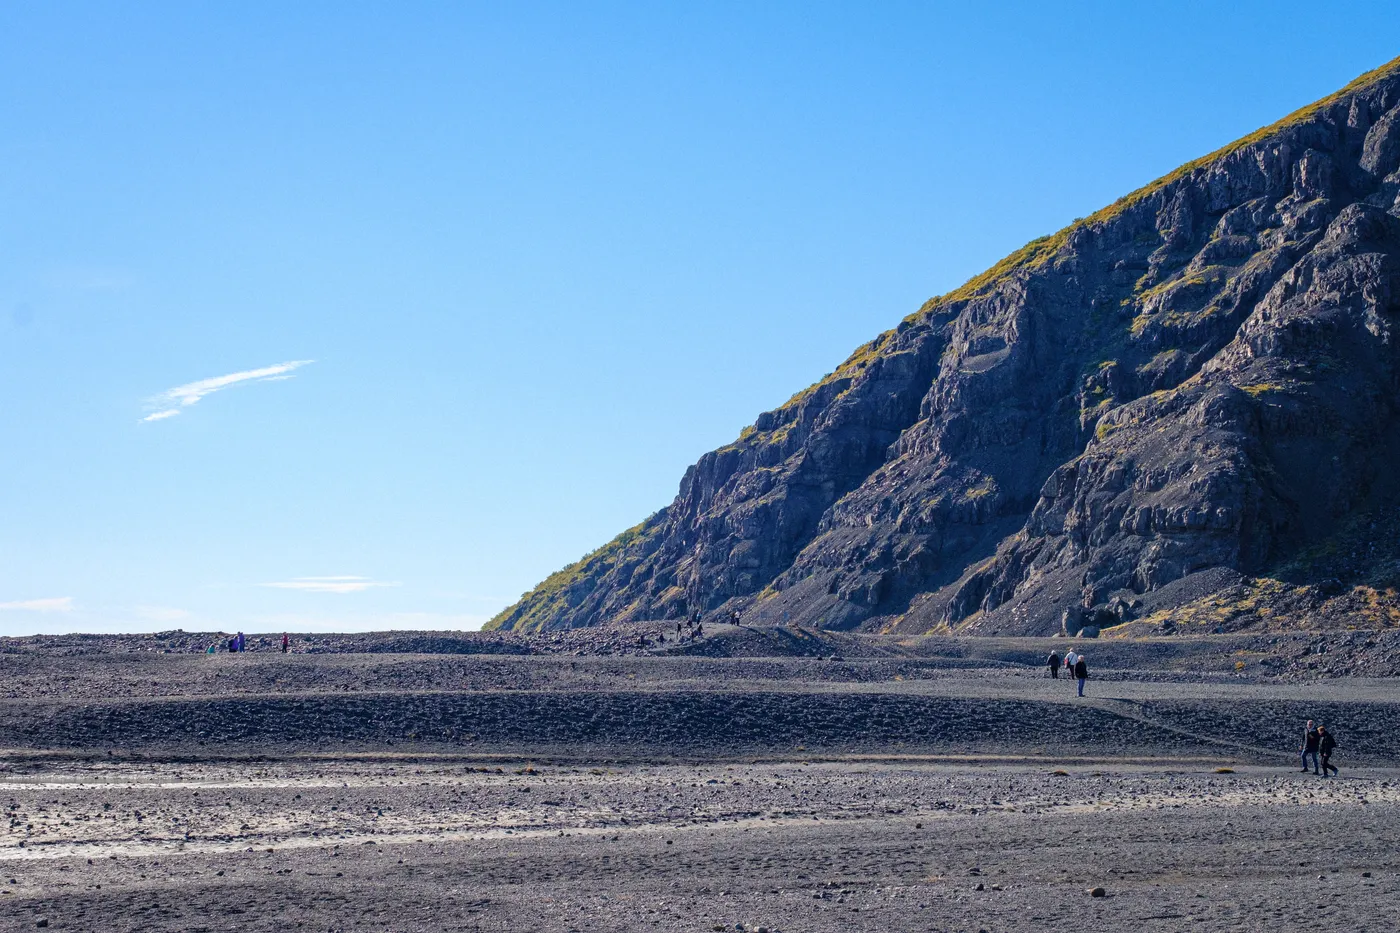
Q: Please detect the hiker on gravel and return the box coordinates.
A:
[1318,725,1339,777]
[1073,655,1088,697]
[281,633,289,654]
[1301,720,1321,774]
[1064,649,1078,679]
[1047,650,1061,679]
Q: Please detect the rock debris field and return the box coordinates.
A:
[0,632,1398,931]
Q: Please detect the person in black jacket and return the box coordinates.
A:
[1073,655,1088,697]
[1301,720,1321,774]
[1318,725,1339,777]
[1047,650,1061,679]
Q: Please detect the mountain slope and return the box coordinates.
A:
[489,55,1400,636]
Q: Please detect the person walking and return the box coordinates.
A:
[1047,650,1061,679]
[1064,649,1079,681]
[1301,720,1321,774]
[1318,725,1339,777]
[1073,654,1088,697]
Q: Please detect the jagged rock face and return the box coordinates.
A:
[490,58,1400,636]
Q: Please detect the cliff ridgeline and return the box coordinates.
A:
[491,56,1400,638]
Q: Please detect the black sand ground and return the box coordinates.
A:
[1,635,1397,931]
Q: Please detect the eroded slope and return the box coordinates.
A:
[492,57,1400,636]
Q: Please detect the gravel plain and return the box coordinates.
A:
[1,632,1397,931]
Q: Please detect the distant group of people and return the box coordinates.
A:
[656,604,784,643]
[1044,648,1346,777]
[206,632,292,654]
[656,604,810,644]
[1047,649,1089,696]
[671,614,705,643]
[671,605,805,632]
[1301,719,1341,777]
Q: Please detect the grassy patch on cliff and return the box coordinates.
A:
[745,55,1400,456]
[913,54,1400,318]
[485,518,659,633]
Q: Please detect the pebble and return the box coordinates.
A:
[1089,887,1106,897]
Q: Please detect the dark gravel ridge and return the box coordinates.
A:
[5,624,1399,679]
[3,690,1397,763]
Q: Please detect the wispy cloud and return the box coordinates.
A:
[0,597,74,612]
[262,576,399,594]
[143,359,313,422]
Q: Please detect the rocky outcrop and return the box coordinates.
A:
[490,56,1400,636]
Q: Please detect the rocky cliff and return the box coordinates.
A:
[490,56,1400,637]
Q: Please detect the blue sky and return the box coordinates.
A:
[2,3,1397,636]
